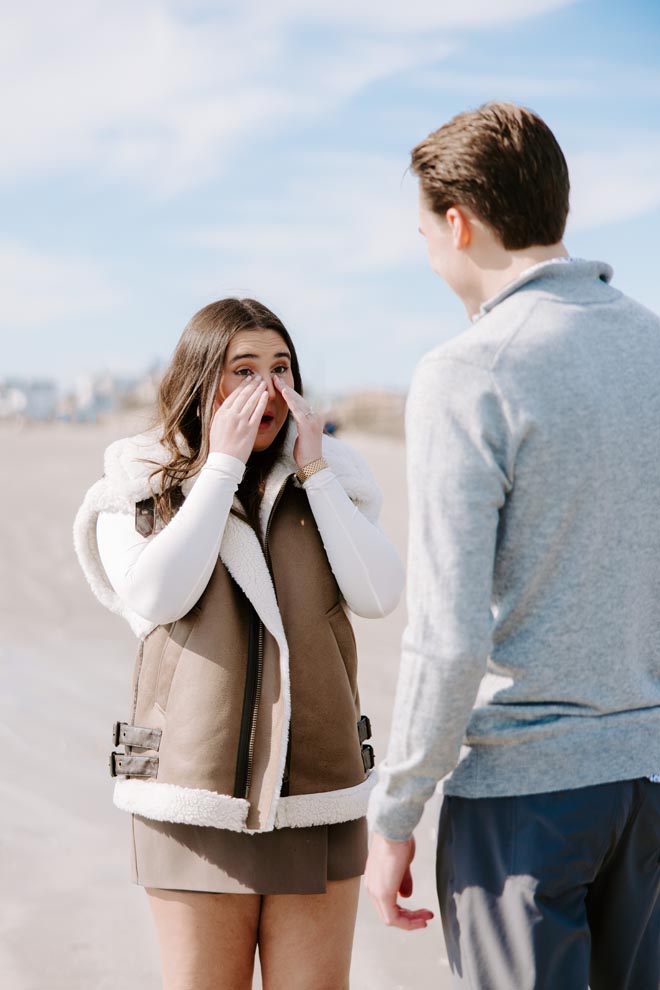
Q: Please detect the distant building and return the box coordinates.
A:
[0,365,163,423]
[327,388,406,438]
[0,379,58,420]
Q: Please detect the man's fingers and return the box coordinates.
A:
[399,866,413,899]
[378,900,434,931]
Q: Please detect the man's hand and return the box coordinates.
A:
[365,832,434,931]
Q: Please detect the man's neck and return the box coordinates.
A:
[463,242,569,319]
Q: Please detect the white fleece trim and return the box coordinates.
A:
[113,774,375,831]
[274,773,376,829]
[113,778,250,831]
[73,479,156,639]
[217,511,291,831]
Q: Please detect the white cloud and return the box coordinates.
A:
[247,0,578,33]
[0,1,289,193]
[408,68,596,99]
[0,0,578,193]
[0,242,123,330]
[176,149,461,390]
[567,140,660,232]
[185,150,422,278]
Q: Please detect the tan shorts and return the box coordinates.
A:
[131,814,368,895]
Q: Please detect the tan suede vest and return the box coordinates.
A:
[121,476,369,831]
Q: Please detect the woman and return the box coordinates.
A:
[74,298,404,989]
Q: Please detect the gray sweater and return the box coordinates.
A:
[368,259,660,841]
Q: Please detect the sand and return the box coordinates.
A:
[0,417,451,989]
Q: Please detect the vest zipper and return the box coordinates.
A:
[234,474,292,801]
[243,622,264,798]
[234,605,261,799]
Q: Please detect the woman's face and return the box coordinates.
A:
[216,328,296,452]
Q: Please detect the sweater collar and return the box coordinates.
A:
[474,257,614,322]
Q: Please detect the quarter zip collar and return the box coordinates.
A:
[473,257,614,323]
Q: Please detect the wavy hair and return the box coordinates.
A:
[149,298,303,531]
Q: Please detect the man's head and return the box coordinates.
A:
[412,102,570,313]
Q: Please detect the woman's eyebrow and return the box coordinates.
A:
[230,351,291,363]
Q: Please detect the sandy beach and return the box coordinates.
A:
[1,417,451,989]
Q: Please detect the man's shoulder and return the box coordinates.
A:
[412,315,515,388]
[408,337,504,419]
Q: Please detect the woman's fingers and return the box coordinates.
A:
[272,374,297,406]
[239,381,268,421]
[210,377,260,425]
[273,375,308,420]
[230,375,266,413]
[246,389,270,426]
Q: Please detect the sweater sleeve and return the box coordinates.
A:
[96,452,245,626]
[301,468,405,618]
[367,355,513,840]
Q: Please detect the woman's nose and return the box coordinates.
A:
[264,375,278,399]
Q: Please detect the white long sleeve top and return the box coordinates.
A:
[97,452,404,626]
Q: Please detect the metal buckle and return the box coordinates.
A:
[109,751,119,777]
[112,721,123,747]
[361,743,375,772]
[357,715,372,744]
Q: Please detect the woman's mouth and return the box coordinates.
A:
[259,413,275,430]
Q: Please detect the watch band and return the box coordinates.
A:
[296,457,329,484]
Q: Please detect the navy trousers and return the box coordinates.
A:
[437,779,660,989]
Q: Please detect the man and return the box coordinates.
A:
[366,102,660,990]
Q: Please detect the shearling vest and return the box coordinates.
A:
[73,423,382,833]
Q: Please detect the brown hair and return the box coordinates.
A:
[149,297,303,534]
[411,101,570,250]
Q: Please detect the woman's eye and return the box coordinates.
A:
[235,368,254,377]
[273,365,289,375]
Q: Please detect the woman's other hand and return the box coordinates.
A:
[209,376,269,463]
[272,375,324,471]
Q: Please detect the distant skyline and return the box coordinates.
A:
[3,0,660,394]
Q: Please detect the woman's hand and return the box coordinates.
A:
[209,375,269,463]
[273,375,324,471]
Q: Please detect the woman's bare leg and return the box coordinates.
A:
[258,878,361,990]
[146,888,262,990]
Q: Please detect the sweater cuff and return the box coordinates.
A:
[367,772,426,841]
[203,452,246,482]
[300,467,334,490]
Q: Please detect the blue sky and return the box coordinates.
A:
[2,0,660,396]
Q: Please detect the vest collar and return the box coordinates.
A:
[102,417,381,523]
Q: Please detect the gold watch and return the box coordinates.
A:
[296,457,329,484]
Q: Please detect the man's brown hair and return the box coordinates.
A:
[411,101,570,250]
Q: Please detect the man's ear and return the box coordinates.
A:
[446,207,472,250]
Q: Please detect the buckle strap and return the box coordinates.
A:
[357,715,372,744]
[109,751,159,778]
[113,721,162,751]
